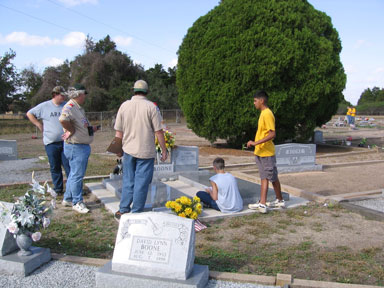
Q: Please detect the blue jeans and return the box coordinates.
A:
[45,141,70,193]
[196,191,220,211]
[63,143,91,205]
[119,153,154,213]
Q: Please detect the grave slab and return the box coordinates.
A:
[179,173,290,204]
[0,246,51,276]
[0,201,18,256]
[111,212,198,280]
[96,261,209,288]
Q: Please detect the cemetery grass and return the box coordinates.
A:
[1,184,384,285]
[195,203,384,286]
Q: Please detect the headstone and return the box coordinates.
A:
[172,146,199,172]
[275,143,322,173]
[96,212,209,287]
[0,201,18,256]
[0,140,17,161]
[313,131,323,144]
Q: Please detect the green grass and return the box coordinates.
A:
[0,184,30,202]
[1,184,384,286]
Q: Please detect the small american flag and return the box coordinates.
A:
[194,219,207,232]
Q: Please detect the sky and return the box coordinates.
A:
[0,0,383,105]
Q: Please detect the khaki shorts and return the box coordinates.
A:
[255,155,278,182]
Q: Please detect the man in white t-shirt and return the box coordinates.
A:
[196,157,243,213]
[27,86,70,194]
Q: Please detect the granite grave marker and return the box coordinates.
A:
[0,201,18,256]
[96,212,208,287]
[276,143,322,173]
[0,140,17,161]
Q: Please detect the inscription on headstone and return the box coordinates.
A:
[0,140,17,161]
[112,212,195,280]
[130,236,171,263]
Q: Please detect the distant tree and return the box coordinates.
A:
[0,50,19,113]
[84,34,96,54]
[94,35,116,55]
[14,66,43,111]
[356,86,384,115]
[32,61,70,105]
[177,0,346,146]
[358,87,384,105]
[145,64,179,109]
[70,36,145,111]
[336,97,352,115]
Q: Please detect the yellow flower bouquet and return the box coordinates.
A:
[155,130,175,153]
[165,196,202,220]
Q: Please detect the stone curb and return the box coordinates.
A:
[339,201,384,222]
[51,254,382,288]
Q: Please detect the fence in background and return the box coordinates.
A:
[0,110,184,135]
[85,109,184,131]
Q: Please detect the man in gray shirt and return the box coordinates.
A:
[27,86,70,194]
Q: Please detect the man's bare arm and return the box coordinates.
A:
[26,112,43,132]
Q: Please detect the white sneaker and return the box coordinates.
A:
[62,200,72,207]
[266,199,286,208]
[73,202,89,214]
[248,202,267,214]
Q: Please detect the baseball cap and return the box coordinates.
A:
[73,83,88,94]
[133,80,148,93]
[52,86,67,95]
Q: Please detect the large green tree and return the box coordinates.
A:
[0,50,19,113]
[177,0,346,146]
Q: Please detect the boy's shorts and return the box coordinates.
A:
[255,155,278,182]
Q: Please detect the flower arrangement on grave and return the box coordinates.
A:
[7,172,56,242]
[165,196,202,220]
[155,130,175,153]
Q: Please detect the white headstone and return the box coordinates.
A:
[112,212,195,280]
[0,201,18,256]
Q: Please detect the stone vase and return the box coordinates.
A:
[16,233,33,256]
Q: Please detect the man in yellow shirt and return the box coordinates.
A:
[246,91,284,213]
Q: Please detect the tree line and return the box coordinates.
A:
[0,35,179,114]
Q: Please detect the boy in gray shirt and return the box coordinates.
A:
[196,157,243,213]
[27,86,70,194]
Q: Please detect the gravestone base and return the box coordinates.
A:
[0,246,51,276]
[96,261,209,288]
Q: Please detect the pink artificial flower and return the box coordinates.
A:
[7,222,19,234]
[31,232,41,242]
